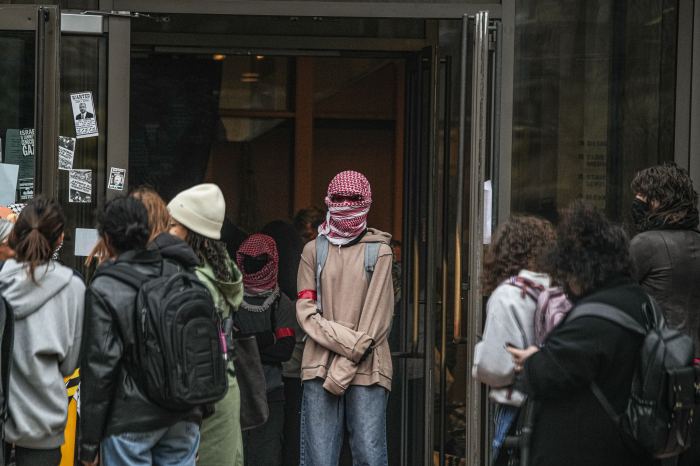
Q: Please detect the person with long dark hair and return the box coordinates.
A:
[629,163,700,466]
[0,197,84,466]
[473,216,555,465]
[80,197,202,466]
[507,202,654,466]
[168,184,244,466]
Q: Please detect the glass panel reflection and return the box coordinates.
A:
[512,0,678,222]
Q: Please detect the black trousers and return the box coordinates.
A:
[282,377,303,466]
[243,399,285,466]
[7,445,62,466]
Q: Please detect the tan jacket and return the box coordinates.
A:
[296,228,394,394]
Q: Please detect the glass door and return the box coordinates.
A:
[0,5,60,201]
[401,11,498,466]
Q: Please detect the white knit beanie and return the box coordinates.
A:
[168,184,226,240]
[0,219,12,243]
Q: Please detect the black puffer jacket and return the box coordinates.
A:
[150,232,200,270]
[630,229,700,355]
[79,249,201,462]
[521,281,653,466]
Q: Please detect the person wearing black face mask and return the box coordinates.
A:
[628,164,700,466]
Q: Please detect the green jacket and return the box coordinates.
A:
[195,258,243,317]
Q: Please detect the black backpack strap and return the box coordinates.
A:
[0,261,4,272]
[96,264,148,290]
[566,303,646,335]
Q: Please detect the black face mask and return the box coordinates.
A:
[631,198,649,231]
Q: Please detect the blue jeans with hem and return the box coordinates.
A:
[100,421,199,466]
[300,379,388,466]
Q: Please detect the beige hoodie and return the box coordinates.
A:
[296,228,394,394]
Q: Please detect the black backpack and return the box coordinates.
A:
[98,262,228,411]
[568,299,698,459]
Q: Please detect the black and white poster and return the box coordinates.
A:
[58,136,76,170]
[70,92,99,139]
[4,129,35,201]
[68,169,92,203]
[107,167,126,191]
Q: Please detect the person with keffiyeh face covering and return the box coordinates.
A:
[235,234,296,466]
[296,171,394,466]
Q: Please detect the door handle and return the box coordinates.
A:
[453,14,469,343]
[411,237,420,353]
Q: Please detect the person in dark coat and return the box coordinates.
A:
[629,163,700,466]
[261,220,304,466]
[507,201,654,466]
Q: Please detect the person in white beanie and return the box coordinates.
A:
[167,184,245,466]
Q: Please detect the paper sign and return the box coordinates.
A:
[70,92,99,139]
[107,167,126,191]
[58,136,76,170]
[74,228,99,257]
[68,169,92,203]
[483,180,493,245]
[4,129,34,201]
[0,164,19,205]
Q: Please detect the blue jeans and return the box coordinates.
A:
[100,421,199,466]
[300,379,388,466]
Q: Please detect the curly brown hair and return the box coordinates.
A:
[483,215,555,294]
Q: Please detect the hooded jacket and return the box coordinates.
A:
[193,255,245,466]
[149,232,200,270]
[296,228,394,394]
[79,250,202,463]
[0,260,84,449]
[473,270,551,406]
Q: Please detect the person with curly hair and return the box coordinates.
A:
[629,163,700,466]
[472,215,554,465]
[167,184,244,466]
[507,201,654,466]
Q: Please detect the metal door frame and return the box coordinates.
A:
[0,4,60,199]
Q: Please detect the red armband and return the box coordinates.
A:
[275,327,295,339]
[297,289,317,301]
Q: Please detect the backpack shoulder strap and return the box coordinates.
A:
[315,235,329,312]
[96,264,148,291]
[505,276,542,302]
[567,303,646,335]
[364,242,381,282]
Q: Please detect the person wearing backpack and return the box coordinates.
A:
[0,197,84,466]
[629,164,700,466]
[167,183,245,466]
[296,171,394,466]
[472,216,555,466]
[80,197,204,466]
[507,202,655,466]
[234,233,296,466]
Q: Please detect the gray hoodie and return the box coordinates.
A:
[0,259,85,448]
[472,269,551,407]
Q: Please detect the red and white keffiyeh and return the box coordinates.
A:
[236,233,279,293]
[317,170,372,246]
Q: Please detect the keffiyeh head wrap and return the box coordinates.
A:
[318,171,372,246]
[236,233,279,294]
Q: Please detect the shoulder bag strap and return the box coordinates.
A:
[566,303,646,335]
[315,235,329,312]
[364,242,381,283]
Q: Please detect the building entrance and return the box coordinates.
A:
[128,12,500,466]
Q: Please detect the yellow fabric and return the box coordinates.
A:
[61,370,79,466]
